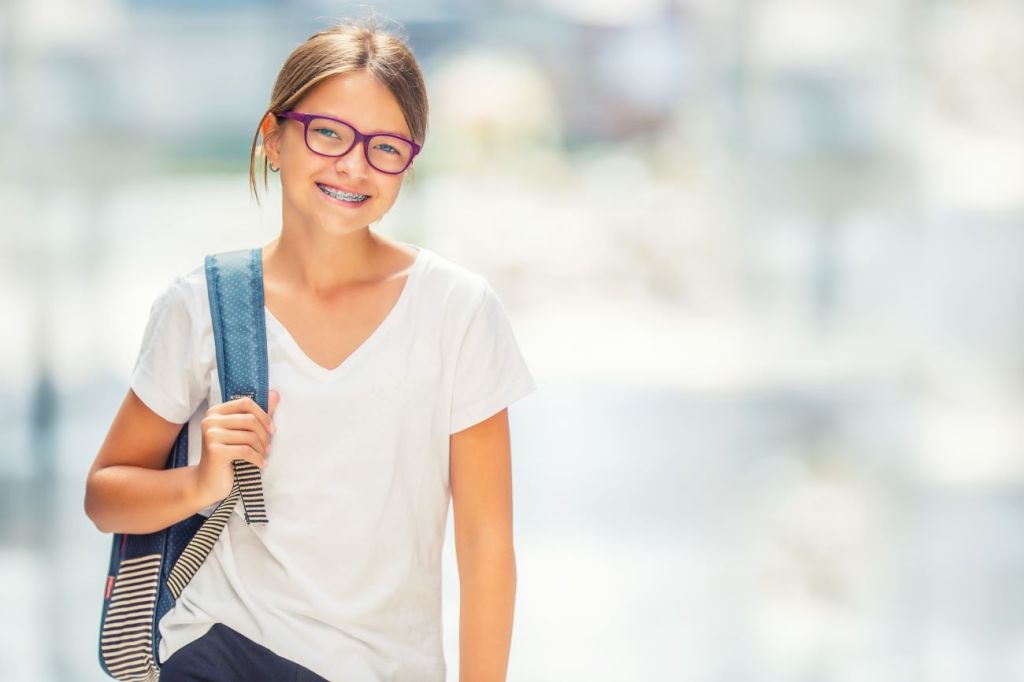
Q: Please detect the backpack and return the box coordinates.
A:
[98,247,271,680]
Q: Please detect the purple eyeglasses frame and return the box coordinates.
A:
[276,110,422,175]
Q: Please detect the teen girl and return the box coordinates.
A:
[85,17,536,682]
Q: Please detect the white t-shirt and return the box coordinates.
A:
[128,243,537,681]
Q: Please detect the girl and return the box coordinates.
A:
[85,16,536,682]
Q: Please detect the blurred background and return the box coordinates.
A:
[3,0,1024,680]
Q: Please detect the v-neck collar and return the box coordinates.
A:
[262,244,427,380]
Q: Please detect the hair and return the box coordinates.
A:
[248,14,429,205]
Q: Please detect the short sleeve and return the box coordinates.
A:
[129,276,206,424]
[449,281,538,434]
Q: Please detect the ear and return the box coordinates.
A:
[261,113,282,166]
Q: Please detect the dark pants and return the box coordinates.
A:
[160,622,328,681]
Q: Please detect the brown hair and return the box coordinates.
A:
[248,14,429,205]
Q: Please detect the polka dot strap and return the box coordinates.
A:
[204,247,270,526]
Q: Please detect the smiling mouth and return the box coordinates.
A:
[316,183,370,203]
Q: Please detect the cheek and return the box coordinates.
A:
[279,153,327,192]
[278,134,323,176]
[279,164,309,194]
[375,179,404,206]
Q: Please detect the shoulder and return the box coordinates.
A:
[177,261,209,303]
[416,247,491,314]
[170,262,208,311]
[145,262,209,331]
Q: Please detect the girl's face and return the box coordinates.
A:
[263,71,413,235]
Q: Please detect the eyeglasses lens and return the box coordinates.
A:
[306,117,413,173]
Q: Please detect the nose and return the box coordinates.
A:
[334,140,372,178]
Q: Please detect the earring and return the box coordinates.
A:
[269,162,280,173]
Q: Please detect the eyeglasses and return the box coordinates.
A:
[276,111,421,174]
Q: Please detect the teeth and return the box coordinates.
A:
[318,183,368,202]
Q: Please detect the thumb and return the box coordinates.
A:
[267,389,281,417]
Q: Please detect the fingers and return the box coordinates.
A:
[210,413,271,452]
[207,422,265,452]
[209,442,268,469]
[268,390,280,421]
[217,394,276,436]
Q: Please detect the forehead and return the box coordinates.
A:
[296,71,410,138]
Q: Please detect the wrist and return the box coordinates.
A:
[184,464,212,511]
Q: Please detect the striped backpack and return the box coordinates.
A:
[98,248,271,681]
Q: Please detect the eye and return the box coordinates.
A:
[374,141,399,155]
[314,127,338,138]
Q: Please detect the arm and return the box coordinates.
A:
[84,388,207,534]
[85,388,277,535]
[450,407,517,682]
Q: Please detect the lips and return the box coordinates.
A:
[315,182,371,206]
[316,181,370,197]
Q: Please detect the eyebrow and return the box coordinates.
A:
[316,111,410,139]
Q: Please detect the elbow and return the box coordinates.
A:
[83,472,109,534]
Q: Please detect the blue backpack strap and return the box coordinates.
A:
[164,247,270,599]
[203,247,270,525]
[205,247,270,423]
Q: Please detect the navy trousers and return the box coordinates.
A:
[160,622,328,681]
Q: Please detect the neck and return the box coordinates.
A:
[263,220,384,298]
